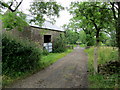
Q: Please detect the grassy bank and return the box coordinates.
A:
[3,49,73,87]
[85,46,119,88]
[40,49,73,69]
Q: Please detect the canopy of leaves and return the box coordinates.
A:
[65,30,79,44]
[69,2,114,45]
[29,1,64,26]
[2,11,28,31]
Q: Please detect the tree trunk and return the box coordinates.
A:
[94,29,100,74]
[94,44,99,74]
[117,2,120,61]
[113,3,120,88]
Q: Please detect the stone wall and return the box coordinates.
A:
[3,26,64,48]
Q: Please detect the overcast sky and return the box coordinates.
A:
[12,0,85,28]
[18,0,78,27]
[4,0,83,27]
[4,0,119,27]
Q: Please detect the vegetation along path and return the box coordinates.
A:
[9,46,88,88]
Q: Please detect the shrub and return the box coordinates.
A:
[42,48,49,55]
[2,32,42,77]
[53,34,66,53]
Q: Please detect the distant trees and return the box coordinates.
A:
[68,2,118,74]
[65,30,79,44]
[78,30,86,45]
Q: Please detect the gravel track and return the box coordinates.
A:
[8,46,88,88]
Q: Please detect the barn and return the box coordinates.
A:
[6,21,65,52]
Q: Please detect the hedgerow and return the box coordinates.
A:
[2,32,42,77]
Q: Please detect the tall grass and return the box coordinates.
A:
[85,46,118,72]
[85,46,119,88]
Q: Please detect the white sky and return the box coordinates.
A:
[4,0,83,27]
[17,0,81,27]
[4,0,117,27]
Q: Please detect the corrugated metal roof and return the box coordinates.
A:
[31,21,64,32]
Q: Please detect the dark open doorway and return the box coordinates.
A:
[44,35,51,43]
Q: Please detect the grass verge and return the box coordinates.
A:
[85,46,119,88]
[3,49,73,87]
[39,49,73,69]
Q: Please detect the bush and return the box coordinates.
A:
[42,48,49,55]
[2,32,42,77]
[53,34,66,53]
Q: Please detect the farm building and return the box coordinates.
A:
[4,21,65,52]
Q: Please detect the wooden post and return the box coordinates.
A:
[94,46,98,74]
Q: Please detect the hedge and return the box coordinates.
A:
[2,32,42,77]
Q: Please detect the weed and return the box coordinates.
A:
[85,46,119,88]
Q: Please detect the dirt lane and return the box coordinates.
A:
[9,46,88,88]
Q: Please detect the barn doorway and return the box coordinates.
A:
[44,35,51,43]
[44,35,52,52]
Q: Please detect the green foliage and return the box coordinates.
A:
[106,31,117,47]
[29,1,64,26]
[86,33,95,46]
[0,0,9,13]
[2,32,42,77]
[42,49,49,56]
[78,30,86,44]
[89,73,119,88]
[3,48,72,87]
[69,2,114,46]
[40,49,73,69]
[85,47,119,88]
[65,30,79,44]
[53,34,66,53]
[85,47,118,69]
[0,14,1,17]
[2,11,28,31]
[80,44,86,47]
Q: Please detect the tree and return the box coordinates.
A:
[1,0,64,31]
[65,30,79,44]
[78,30,86,44]
[110,2,120,61]
[0,0,28,31]
[63,24,79,44]
[69,2,113,74]
[0,0,23,12]
[29,1,64,26]
[2,11,28,31]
